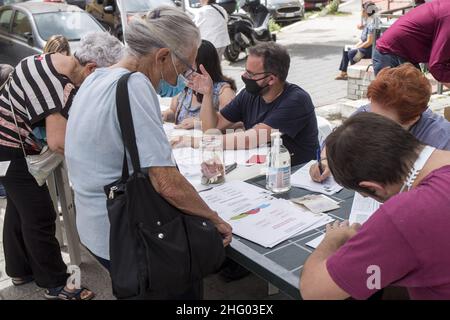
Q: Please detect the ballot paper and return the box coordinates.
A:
[200,181,325,248]
[291,161,343,195]
[291,213,334,238]
[349,192,382,225]
[291,194,340,214]
[306,234,325,249]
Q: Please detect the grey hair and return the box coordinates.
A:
[74,32,124,68]
[125,6,201,60]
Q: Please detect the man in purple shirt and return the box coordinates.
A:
[373,0,450,86]
[300,113,450,300]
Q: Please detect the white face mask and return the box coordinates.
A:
[399,146,435,193]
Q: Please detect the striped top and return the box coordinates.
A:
[0,54,76,158]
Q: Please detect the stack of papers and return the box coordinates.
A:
[200,181,331,248]
[291,161,343,195]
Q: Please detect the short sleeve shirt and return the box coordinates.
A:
[327,166,450,300]
[0,54,77,158]
[65,68,175,259]
[220,83,319,166]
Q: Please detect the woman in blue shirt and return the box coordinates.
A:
[335,1,377,80]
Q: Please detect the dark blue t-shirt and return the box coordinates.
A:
[220,83,319,166]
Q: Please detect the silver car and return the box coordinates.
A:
[264,0,304,24]
[0,2,105,66]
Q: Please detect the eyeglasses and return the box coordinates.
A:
[243,70,272,80]
[173,52,197,79]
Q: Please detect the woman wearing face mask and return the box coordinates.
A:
[65,6,232,300]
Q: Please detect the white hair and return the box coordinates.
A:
[74,32,124,67]
[125,6,201,61]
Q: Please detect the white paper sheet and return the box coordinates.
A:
[200,181,325,248]
[291,160,343,195]
[349,192,382,225]
[306,234,325,249]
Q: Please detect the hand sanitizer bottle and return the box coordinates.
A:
[266,132,291,193]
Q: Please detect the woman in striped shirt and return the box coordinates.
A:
[0,32,123,300]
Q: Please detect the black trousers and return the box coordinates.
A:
[1,158,68,288]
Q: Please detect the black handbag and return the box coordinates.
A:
[104,72,226,300]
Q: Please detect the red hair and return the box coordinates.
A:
[367,64,432,123]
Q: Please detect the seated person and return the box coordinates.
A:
[311,63,450,182]
[335,2,377,80]
[162,40,236,129]
[173,42,319,167]
[300,112,450,300]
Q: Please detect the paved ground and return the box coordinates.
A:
[0,1,365,300]
[220,0,361,107]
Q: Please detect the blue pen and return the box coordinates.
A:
[317,147,324,176]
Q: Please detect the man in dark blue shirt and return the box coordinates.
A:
[179,42,319,166]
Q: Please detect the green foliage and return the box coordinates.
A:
[269,18,282,33]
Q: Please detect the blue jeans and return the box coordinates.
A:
[339,47,372,73]
[372,47,420,75]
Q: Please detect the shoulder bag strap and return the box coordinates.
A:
[115,72,141,177]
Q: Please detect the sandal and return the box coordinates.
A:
[44,286,95,301]
[335,74,348,80]
[11,275,34,286]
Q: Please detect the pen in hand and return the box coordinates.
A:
[317,147,324,177]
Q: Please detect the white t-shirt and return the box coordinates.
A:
[193,5,231,49]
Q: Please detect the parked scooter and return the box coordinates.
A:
[221,0,276,62]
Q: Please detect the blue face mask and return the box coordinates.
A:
[157,55,188,98]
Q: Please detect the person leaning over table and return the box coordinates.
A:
[310,63,450,182]
[0,31,124,300]
[162,39,236,129]
[300,112,450,300]
[372,0,450,87]
[172,42,320,167]
[65,6,232,300]
[0,64,14,199]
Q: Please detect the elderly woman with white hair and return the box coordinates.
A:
[65,6,232,299]
[0,31,123,300]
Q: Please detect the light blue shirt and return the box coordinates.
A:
[356,104,450,150]
[65,68,175,259]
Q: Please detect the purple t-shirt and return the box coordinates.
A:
[327,165,450,300]
[376,0,450,82]
[355,105,450,150]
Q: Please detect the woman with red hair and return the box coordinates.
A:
[311,63,450,182]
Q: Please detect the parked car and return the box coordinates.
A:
[0,2,105,65]
[304,0,329,10]
[86,0,174,41]
[264,0,304,23]
[0,0,87,9]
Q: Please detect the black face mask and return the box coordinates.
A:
[242,74,271,96]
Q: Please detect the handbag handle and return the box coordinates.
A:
[115,72,142,178]
[5,74,28,159]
